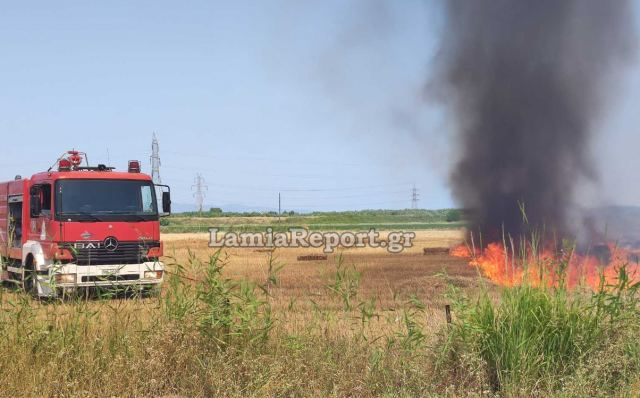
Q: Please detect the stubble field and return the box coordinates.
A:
[162,229,478,321]
[161,229,484,339]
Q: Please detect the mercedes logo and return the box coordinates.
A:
[104,236,119,252]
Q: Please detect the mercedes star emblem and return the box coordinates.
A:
[104,236,119,251]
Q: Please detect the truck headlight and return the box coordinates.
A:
[144,271,163,280]
[55,274,76,284]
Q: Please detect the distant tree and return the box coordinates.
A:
[445,209,462,222]
[209,207,223,214]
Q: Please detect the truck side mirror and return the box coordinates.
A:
[155,184,171,216]
[29,187,41,217]
[162,191,171,214]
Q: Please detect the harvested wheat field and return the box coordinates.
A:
[163,230,476,304]
[160,229,488,336]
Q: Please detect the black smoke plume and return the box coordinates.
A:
[434,1,635,240]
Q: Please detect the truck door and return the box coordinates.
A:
[28,183,53,243]
[8,195,23,248]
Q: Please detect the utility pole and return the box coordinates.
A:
[192,173,207,213]
[151,133,162,184]
[278,192,281,223]
[411,184,419,209]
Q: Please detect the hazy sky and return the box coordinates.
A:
[1,1,638,212]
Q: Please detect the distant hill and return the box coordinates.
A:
[582,206,640,244]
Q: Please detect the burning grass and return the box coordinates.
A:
[439,231,640,395]
[452,239,640,290]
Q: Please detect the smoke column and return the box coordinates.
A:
[434,1,635,239]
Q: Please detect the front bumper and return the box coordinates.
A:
[39,261,164,291]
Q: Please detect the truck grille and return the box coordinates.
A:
[81,274,140,282]
[62,241,160,265]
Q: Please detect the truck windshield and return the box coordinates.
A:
[56,179,158,221]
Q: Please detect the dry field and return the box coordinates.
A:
[161,229,488,334]
[163,230,475,302]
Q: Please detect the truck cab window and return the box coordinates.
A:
[56,179,158,221]
[141,185,154,213]
[40,184,52,216]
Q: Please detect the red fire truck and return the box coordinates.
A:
[0,150,171,297]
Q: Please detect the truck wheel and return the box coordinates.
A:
[22,258,39,298]
[143,286,161,298]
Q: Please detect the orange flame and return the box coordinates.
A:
[451,242,640,289]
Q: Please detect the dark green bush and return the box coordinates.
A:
[445,209,461,222]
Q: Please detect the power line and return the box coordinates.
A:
[284,200,412,209]
[166,150,363,167]
[171,187,409,200]
[162,180,412,193]
[160,163,333,180]
[172,190,409,204]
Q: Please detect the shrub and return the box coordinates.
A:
[445,209,461,222]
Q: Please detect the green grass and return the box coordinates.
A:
[162,208,465,233]
[176,208,455,221]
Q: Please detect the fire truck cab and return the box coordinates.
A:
[0,151,171,297]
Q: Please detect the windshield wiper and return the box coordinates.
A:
[97,211,155,221]
[120,214,148,221]
[59,212,104,222]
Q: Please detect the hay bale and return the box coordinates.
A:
[297,255,328,261]
[423,247,450,255]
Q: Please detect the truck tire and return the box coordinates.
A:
[143,285,161,299]
[22,257,39,298]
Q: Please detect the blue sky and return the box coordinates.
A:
[1,1,638,212]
